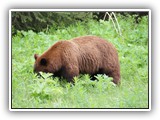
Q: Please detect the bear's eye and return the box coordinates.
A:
[40,58,47,66]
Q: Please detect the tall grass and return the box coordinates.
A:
[11,14,149,108]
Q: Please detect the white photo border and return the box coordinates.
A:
[9,9,151,111]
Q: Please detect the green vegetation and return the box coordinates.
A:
[11,12,96,34]
[11,13,149,108]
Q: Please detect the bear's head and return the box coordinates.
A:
[33,50,63,75]
[33,41,66,75]
[33,54,53,73]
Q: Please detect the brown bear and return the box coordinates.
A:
[34,36,120,84]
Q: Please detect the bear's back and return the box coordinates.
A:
[70,36,113,74]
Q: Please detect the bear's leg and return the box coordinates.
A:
[63,65,79,83]
[109,71,120,85]
[102,68,120,85]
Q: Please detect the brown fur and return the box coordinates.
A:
[34,36,120,84]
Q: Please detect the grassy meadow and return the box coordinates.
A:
[11,14,149,109]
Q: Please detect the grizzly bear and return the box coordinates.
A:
[34,36,120,84]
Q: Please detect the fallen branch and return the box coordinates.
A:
[104,12,122,36]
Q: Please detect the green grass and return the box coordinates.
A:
[11,14,149,109]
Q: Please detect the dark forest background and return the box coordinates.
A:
[12,11,148,35]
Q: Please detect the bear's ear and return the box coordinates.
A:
[34,54,39,60]
[40,58,47,66]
